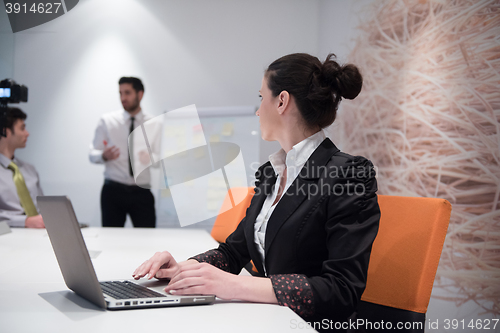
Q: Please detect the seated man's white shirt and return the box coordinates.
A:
[0,153,43,227]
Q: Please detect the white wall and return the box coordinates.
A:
[3,0,320,226]
[253,0,378,163]
[1,0,375,227]
[318,0,375,147]
[0,7,14,78]
[318,0,374,61]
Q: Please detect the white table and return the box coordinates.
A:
[0,228,313,333]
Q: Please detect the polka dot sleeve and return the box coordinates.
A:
[190,249,230,272]
[270,274,315,318]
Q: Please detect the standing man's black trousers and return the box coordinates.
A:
[101,179,156,228]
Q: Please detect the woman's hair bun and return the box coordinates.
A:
[265,52,364,129]
[321,54,363,100]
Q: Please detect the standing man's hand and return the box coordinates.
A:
[25,215,45,228]
[102,146,120,161]
[139,150,150,165]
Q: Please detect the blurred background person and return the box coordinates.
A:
[0,107,45,228]
[89,77,156,228]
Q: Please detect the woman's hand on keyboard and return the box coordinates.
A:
[132,251,181,281]
[164,262,239,299]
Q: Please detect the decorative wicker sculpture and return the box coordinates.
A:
[335,0,500,313]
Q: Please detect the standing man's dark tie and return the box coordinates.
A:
[129,117,135,177]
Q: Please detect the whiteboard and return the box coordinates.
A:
[155,106,259,230]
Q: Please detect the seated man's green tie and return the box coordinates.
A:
[8,161,38,216]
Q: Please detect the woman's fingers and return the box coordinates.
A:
[168,265,202,285]
[147,259,167,279]
[168,262,208,284]
[133,260,154,279]
[162,262,238,299]
[132,261,147,276]
[167,285,206,296]
[150,253,178,279]
[132,251,177,280]
[165,263,220,295]
[165,277,206,294]
[155,264,180,279]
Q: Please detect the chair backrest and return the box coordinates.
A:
[211,187,255,243]
[361,195,451,313]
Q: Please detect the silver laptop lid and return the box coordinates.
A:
[38,196,107,308]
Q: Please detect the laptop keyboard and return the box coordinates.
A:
[100,281,167,300]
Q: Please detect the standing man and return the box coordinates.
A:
[0,107,45,228]
[89,77,156,228]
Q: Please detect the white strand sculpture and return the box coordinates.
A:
[332,0,500,313]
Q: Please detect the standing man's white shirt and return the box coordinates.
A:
[89,110,154,186]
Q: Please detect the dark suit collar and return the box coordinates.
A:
[254,161,276,196]
[246,138,340,274]
[298,138,339,180]
[264,138,339,256]
[244,161,276,274]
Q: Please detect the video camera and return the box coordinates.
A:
[0,79,28,137]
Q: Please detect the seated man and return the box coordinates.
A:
[0,107,45,228]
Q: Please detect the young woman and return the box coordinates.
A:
[133,53,380,330]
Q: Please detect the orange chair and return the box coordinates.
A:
[357,195,451,332]
[211,187,255,243]
[211,187,258,274]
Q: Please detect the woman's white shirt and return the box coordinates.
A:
[254,130,326,274]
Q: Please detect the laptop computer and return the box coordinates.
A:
[38,195,215,310]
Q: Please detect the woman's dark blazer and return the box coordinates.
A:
[198,138,380,324]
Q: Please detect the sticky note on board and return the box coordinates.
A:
[221,122,234,136]
[193,132,205,146]
[164,126,175,137]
